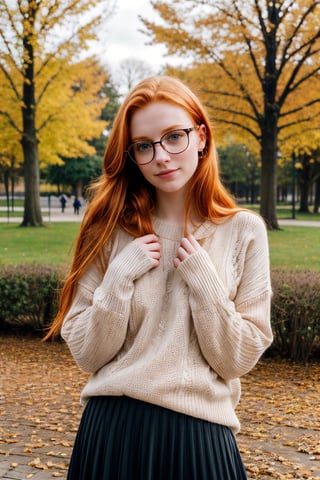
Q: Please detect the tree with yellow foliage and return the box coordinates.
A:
[142,0,320,228]
[0,0,114,226]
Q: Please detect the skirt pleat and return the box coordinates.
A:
[67,396,247,480]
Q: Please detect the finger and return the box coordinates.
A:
[150,250,161,260]
[181,234,201,253]
[176,245,189,261]
[150,256,160,268]
[180,237,195,255]
[144,234,159,244]
[134,234,158,245]
[173,257,181,268]
[186,233,199,248]
[147,241,161,252]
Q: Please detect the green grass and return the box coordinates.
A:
[0,222,80,266]
[0,210,50,218]
[0,222,319,270]
[275,208,320,221]
[268,226,320,271]
[0,199,24,208]
[242,203,320,221]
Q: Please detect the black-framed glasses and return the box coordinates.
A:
[125,127,198,165]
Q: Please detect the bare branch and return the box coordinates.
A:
[279,110,320,131]
[0,63,21,101]
[278,44,320,108]
[280,125,320,143]
[199,88,243,100]
[0,109,21,134]
[253,0,267,41]
[280,99,320,119]
[233,2,263,84]
[211,115,261,142]
[278,1,319,78]
[36,68,64,104]
[206,50,262,125]
[37,88,80,132]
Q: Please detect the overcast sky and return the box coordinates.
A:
[100,0,167,72]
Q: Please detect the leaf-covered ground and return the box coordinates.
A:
[0,333,319,480]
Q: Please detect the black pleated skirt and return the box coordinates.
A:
[67,396,247,480]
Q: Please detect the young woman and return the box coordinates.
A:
[46,75,273,479]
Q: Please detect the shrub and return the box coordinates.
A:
[1,266,320,361]
[271,270,320,363]
[0,265,63,333]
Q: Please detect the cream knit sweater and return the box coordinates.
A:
[61,211,273,433]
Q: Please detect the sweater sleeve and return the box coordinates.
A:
[177,214,273,380]
[61,240,153,373]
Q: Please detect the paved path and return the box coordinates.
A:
[1,335,319,480]
[1,207,320,227]
[0,335,85,480]
[0,207,84,223]
[278,219,320,227]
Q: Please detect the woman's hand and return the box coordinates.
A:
[133,234,161,268]
[174,233,201,268]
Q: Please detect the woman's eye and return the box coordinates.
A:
[136,142,152,153]
[167,132,182,142]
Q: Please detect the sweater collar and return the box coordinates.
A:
[152,215,217,241]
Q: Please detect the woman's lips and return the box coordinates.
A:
[156,169,178,179]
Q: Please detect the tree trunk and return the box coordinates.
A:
[259,117,279,229]
[10,173,15,212]
[299,175,310,213]
[260,147,278,229]
[313,176,320,214]
[76,179,83,199]
[259,3,280,230]
[298,154,311,213]
[20,7,43,227]
[4,170,10,219]
[21,138,43,226]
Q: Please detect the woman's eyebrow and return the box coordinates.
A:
[131,125,184,142]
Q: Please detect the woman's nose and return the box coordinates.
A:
[153,143,170,162]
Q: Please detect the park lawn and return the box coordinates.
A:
[0,199,24,208]
[0,222,80,266]
[0,222,319,271]
[275,207,320,221]
[242,203,320,221]
[1,206,320,222]
[0,210,26,218]
[268,226,320,271]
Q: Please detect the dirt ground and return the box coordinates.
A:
[0,333,319,480]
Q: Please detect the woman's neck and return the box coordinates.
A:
[154,191,201,230]
[154,190,185,224]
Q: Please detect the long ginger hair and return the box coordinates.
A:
[45,75,240,339]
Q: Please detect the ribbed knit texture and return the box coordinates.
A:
[62,211,273,434]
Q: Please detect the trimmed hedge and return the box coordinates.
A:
[0,266,319,362]
[270,270,320,363]
[0,265,63,333]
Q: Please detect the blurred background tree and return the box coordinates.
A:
[142,0,320,228]
[0,0,115,226]
[44,76,121,196]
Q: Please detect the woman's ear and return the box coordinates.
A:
[198,124,207,151]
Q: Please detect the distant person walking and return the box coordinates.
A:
[73,197,81,215]
[60,195,67,213]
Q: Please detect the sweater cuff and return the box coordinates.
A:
[93,241,153,304]
[178,250,229,304]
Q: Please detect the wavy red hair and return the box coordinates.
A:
[45,75,240,339]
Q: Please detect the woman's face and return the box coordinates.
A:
[129,102,206,198]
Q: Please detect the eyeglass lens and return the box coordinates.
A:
[128,129,192,165]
